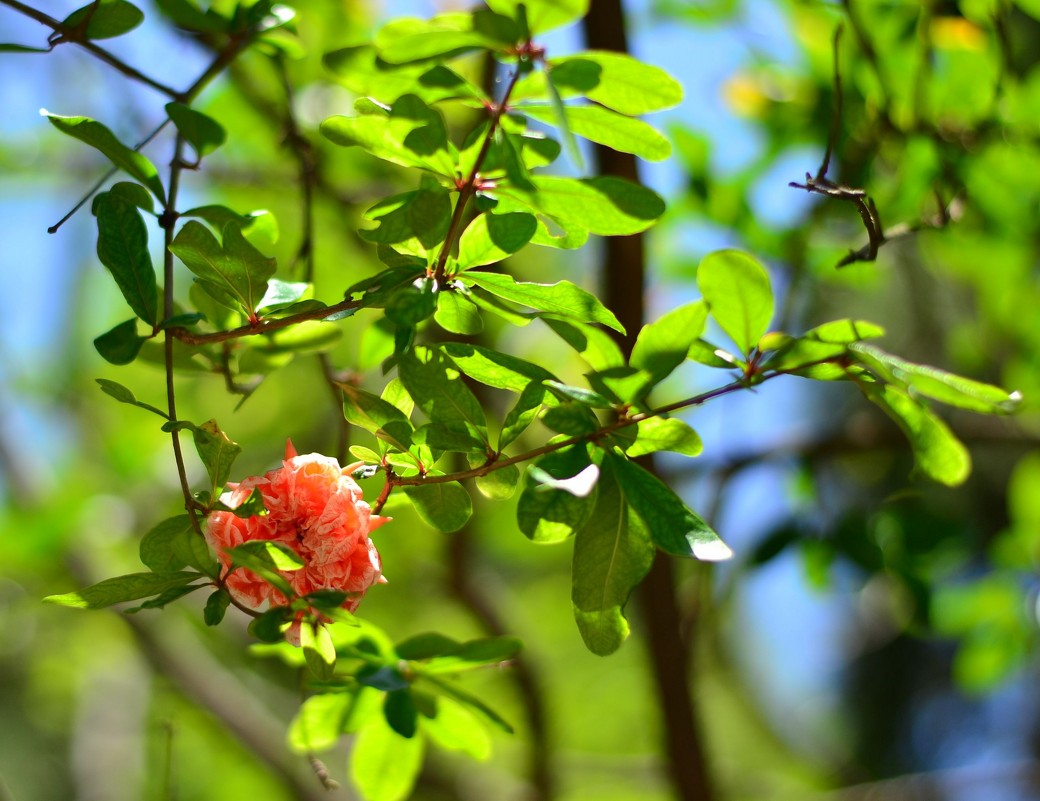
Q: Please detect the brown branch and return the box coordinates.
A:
[167,296,362,345]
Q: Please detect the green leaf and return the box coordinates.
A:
[45,571,204,609]
[543,381,614,409]
[230,541,303,572]
[398,347,489,446]
[62,0,144,39]
[374,14,499,64]
[518,104,671,162]
[93,318,146,365]
[126,583,206,612]
[697,249,773,356]
[485,0,588,33]
[325,45,485,105]
[441,343,557,393]
[416,674,514,733]
[139,515,194,571]
[545,67,584,169]
[153,0,227,32]
[496,175,664,237]
[384,690,418,738]
[165,102,226,157]
[93,190,158,324]
[610,453,731,560]
[630,300,708,394]
[465,271,623,333]
[544,318,625,372]
[341,384,414,452]
[435,291,483,335]
[169,220,276,316]
[517,447,597,543]
[320,94,455,177]
[862,383,972,486]
[402,482,473,532]
[769,319,886,373]
[248,607,293,642]
[386,281,438,327]
[474,462,520,500]
[419,636,522,674]
[541,402,600,435]
[571,459,656,655]
[625,417,703,458]
[301,621,337,681]
[421,696,491,760]
[192,419,240,493]
[287,692,353,754]
[351,715,425,801]
[456,212,538,270]
[203,589,231,626]
[95,378,169,419]
[850,343,1021,415]
[396,632,461,660]
[541,52,683,114]
[44,113,165,202]
[500,381,550,449]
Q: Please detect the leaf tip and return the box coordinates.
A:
[692,538,733,562]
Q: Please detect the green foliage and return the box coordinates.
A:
[10,0,1032,796]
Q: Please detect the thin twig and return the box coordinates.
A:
[0,0,180,97]
[817,24,844,182]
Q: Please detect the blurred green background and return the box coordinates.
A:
[1,0,1039,799]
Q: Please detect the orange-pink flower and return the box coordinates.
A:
[206,441,388,624]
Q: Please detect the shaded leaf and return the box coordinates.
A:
[93,189,158,324]
[45,571,203,609]
[571,459,655,655]
[403,481,473,532]
[166,102,226,157]
[62,0,143,40]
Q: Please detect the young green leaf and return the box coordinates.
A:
[441,343,557,393]
[287,692,353,754]
[374,14,498,64]
[435,291,483,335]
[192,419,241,493]
[630,300,708,394]
[515,51,683,114]
[456,212,538,270]
[62,0,144,40]
[44,113,165,202]
[418,636,522,674]
[518,104,671,162]
[95,378,169,419]
[697,249,773,356]
[862,383,972,486]
[301,621,337,681]
[420,696,491,760]
[610,453,731,560]
[402,481,473,532]
[496,175,664,237]
[165,102,226,157]
[851,343,1021,415]
[473,461,520,500]
[544,318,626,372]
[350,715,425,801]
[500,381,551,449]
[93,190,158,324]
[321,94,456,177]
[45,571,204,609]
[571,459,656,655]
[769,319,885,373]
[396,632,461,660]
[341,384,415,452]
[625,417,703,458]
[464,271,624,333]
[485,0,589,33]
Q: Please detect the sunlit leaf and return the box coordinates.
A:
[44,112,165,201]
[697,249,773,356]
